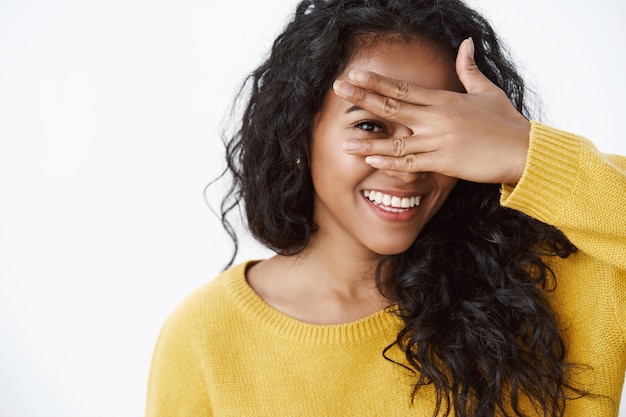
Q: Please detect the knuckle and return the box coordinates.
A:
[443,91,461,106]
[394,79,410,100]
[391,137,405,157]
[403,154,417,171]
[354,88,367,103]
[382,96,401,117]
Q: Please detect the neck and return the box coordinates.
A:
[247,231,393,324]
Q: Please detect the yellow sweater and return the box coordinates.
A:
[146,122,626,416]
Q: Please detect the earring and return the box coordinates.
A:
[295,156,304,169]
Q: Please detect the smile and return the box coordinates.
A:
[363,190,422,211]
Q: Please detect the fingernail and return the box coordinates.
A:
[365,156,384,166]
[467,37,475,60]
[348,70,369,83]
[333,80,355,97]
[342,140,361,152]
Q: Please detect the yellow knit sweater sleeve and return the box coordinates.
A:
[501,121,626,270]
[501,121,626,335]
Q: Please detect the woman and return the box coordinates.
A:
[146,0,626,415]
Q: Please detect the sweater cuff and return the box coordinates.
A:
[500,121,582,225]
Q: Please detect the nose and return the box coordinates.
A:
[379,125,424,182]
[381,169,428,183]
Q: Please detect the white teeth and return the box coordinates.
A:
[363,190,421,208]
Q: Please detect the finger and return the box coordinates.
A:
[333,79,407,122]
[455,37,495,95]
[364,153,434,173]
[343,136,434,157]
[346,69,437,106]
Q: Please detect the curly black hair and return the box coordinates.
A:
[219,0,589,415]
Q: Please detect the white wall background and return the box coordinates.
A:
[0,0,624,416]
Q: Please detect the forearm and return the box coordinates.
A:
[501,121,626,270]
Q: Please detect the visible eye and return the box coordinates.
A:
[354,120,385,133]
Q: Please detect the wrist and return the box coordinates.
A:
[505,119,531,185]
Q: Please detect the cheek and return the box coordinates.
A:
[427,174,459,215]
[310,139,373,190]
[436,174,459,195]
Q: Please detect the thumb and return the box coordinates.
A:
[455,37,493,94]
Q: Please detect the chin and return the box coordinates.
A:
[368,237,417,256]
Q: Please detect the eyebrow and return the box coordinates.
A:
[345,105,366,114]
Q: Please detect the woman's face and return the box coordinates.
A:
[310,37,461,257]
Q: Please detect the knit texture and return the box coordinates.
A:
[147,122,626,416]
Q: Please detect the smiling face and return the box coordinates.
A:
[309,36,461,257]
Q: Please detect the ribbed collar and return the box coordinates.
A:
[225,261,402,346]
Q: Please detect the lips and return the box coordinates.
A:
[363,190,422,210]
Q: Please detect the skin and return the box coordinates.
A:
[247,37,531,325]
[334,38,531,185]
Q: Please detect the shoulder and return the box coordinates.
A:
[159,261,255,341]
[147,262,259,415]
